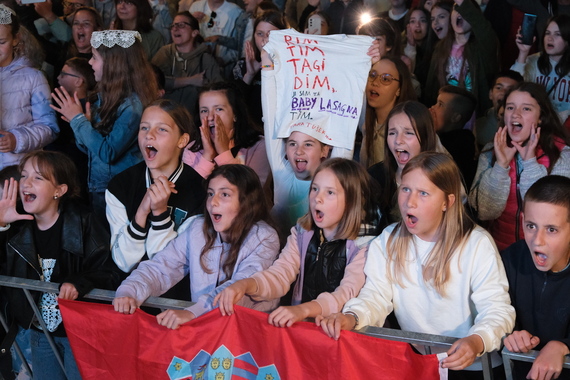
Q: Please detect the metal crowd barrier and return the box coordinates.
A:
[0,275,558,380]
[502,347,570,379]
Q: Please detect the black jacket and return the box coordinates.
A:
[0,201,121,328]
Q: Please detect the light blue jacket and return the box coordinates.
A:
[115,216,280,317]
[70,94,143,193]
[0,57,59,170]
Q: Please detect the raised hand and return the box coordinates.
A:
[212,115,233,154]
[494,126,517,169]
[512,125,540,162]
[51,86,83,122]
[0,179,34,227]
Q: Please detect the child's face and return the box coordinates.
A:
[431,6,450,40]
[489,76,519,110]
[309,168,345,240]
[423,0,433,12]
[366,59,400,113]
[451,9,472,35]
[398,168,452,242]
[409,10,428,42]
[138,106,189,177]
[199,91,235,140]
[387,112,422,170]
[88,47,104,82]
[0,25,17,68]
[57,64,83,94]
[254,21,279,52]
[504,90,540,145]
[523,200,570,272]
[19,159,66,218]
[544,21,568,61]
[206,175,240,242]
[286,131,330,180]
[429,92,454,132]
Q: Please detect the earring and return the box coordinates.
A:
[233,116,237,122]
[53,195,59,200]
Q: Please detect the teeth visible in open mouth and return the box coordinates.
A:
[23,192,36,202]
[213,214,221,221]
[146,145,158,159]
[512,122,522,127]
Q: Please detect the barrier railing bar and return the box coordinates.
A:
[12,276,564,380]
[22,288,67,379]
[502,347,570,380]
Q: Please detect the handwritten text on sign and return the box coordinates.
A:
[284,35,359,123]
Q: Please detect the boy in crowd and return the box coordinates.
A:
[502,175,570,380]
[429,85,477,187]
[474,70,523,149]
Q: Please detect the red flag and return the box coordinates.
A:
[59,299,443,380]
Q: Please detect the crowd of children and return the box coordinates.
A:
[1,0,570,379]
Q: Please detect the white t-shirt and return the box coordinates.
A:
[263,29,373,150]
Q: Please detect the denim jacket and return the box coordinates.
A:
[70,94,143,193]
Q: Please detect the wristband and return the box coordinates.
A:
[343,311,359,329]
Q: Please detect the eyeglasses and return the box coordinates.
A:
[63,1,83,9]
[368,71,400,85]
[59,71,81,78]
[169,22,192,30]
[207,11,217,28]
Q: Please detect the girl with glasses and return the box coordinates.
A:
[360,56,416,168]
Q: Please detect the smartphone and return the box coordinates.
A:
[307,14,322,35]
[521,13,537,46]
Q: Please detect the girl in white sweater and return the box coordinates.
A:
[318,152,515,378]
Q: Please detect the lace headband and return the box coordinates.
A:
[0,5,15,25]
[90,30,142,49]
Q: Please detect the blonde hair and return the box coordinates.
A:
[298,158,378,240]
[386,152,474,296]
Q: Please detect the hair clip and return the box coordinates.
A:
[0,4,15,25]
[90,30,142,49]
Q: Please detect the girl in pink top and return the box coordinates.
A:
[215,158,382,327]
[182,82,270,185]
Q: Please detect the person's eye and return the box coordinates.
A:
[525,223,535,230]
[523,107,531,112]
[506,105,514,111]
[388,130,396,136]
[405,130,415,135]
[222,192,230,197]
[287,141,296,147]
[216,107,224,112]
[159,127,168,132]
[401,187,410,193]
[548,227,558,233]
[199,109,208,113]
[140,125,148,131]
[305,143,313,148]
[420,191,429,196]
[207,191,214,197]
[328,190,334,195]
[311,186,317,192]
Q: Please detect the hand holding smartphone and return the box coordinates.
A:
[520,13,537,46]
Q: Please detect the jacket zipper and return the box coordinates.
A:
[8,243,42,279]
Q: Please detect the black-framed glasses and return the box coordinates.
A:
[207,11,217,28]
[169,22,191,30]
[368,71,400,85]
[59,71,81,78]
[63,1,83,9]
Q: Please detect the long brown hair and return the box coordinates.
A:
[298,158,381,240]
[94,38,158,135]
[386,152,474,296]
[200,165,274,281]
[363,56,417,167]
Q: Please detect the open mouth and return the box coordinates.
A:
[145,145,158,159]
[22,192,36,202]
[534,251,548,266]
[405,214,418,228]
[456,17,463,28]
[396,149,410,164]
[368,90,379,99]
[212,213,222,222]
[510,122,523,132]
[314,209,324,223]
[295,159,308,172]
